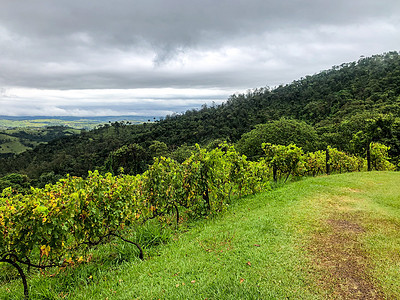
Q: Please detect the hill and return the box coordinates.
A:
[0,127,81,159]
[0,116,153,130]
[1,172,399,299]
[1,51,400,181]
[0,116,157,159]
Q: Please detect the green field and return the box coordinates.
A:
[1,171,399,299]
[0,117,148,130]
[0,117,150,157]
[0,133,27,154]
[0,119,98,130]
[0,127,81,156]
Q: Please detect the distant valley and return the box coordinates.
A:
[0,116,158,157]
[0,115,157,129]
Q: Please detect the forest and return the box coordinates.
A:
[1,51,400,188]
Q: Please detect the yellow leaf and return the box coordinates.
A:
[40,245,51,257]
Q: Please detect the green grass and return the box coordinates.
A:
[352,173,400,299]
[0,118,145,130]
[1,172,400,299]
[0,134,30,154]
[293,172,400,298]
[0,127,81,155]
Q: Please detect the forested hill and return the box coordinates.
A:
[1,51,400,182]
[138,51,400,152]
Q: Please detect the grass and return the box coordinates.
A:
[0,118,146,130]
[296,172,400,298]
[1,172,400,299]
[0,127,81,155]
[0,134,30,154]
[352,173,400,298]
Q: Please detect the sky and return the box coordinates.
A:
[0,0,399,117]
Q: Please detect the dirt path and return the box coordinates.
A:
[309,213,384,299]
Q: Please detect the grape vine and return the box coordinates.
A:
[0,142,394,299]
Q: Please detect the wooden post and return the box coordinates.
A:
[326,148,330,175]
[367,143,372,171]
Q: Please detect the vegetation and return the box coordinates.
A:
[0,127,81,159]
[0,117,148,130]
[0,116,153,159]
[1,171,399,299]
[0,140,395,299]
[1,51,400,299]
[1,52,400,183]
[236,118,320,160]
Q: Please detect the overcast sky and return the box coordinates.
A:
[1,0,399,117]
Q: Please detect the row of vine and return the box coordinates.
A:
[0,142,394,299]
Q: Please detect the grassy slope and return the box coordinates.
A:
[0,118,145,130]
[0,128,82,156]
[1,172,399,299]
[0,134,30,154]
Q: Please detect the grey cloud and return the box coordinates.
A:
[2,0,399,54]
[0,0,399,115]
[0,89,228,117]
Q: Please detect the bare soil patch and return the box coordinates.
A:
[310,214,385,299]
[344,188,363,193]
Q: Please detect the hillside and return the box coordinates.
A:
[1,51,400,181]
[0,116,152,130]
[0,116,155,159]
[0,127,81,159]
[1,172,399,299]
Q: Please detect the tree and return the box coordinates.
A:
[236,118,319,160]
[169,144,196,163]
[105,143,149,175]
[0,173,31,194]
[148,141,169,159]
[350,114,397,170]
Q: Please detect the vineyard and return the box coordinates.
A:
[0,142,395,299]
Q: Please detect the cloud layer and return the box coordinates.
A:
[0,0,399,116]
